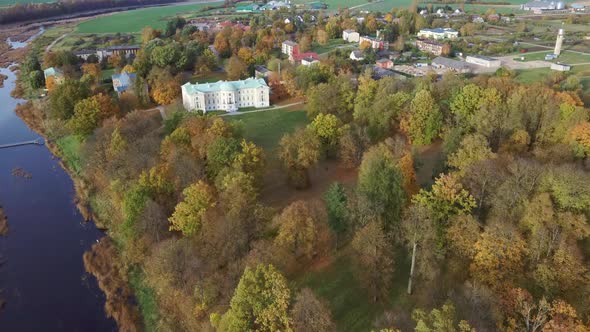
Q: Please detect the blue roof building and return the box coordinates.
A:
[43,67,63,80]
[111,71,137,95]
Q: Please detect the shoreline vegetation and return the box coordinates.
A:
[0,206,7,237]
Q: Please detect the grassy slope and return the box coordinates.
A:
[76,2,217,33]
[227,108,309,151]
[520,50,590,64]
[55,135,83,174]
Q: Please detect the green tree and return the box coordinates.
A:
[68,96,102,137]
[49,79,90,120]
[168,181,216,236]
[29,70,45,89]
[324,182,348,248]
[206,137,241,179]
[357,144,406,231]
[447,134,496,176]
[401,90,443,146]
[217,264,291,332]
[279,128,321,189]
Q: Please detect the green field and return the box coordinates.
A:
[516,64,590,89]
[227,109,309,151]
[519,50,590,64]
[76,2,219,33]
[0,0,51,7]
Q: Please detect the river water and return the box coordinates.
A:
[0,68,116,329]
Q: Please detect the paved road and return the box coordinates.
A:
[219,101,305,117]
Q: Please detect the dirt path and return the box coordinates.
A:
[219,101,305,117]
[46,33,68,52]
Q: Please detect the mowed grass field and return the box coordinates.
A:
[0,0,51,6]
[227,108,309,151]
[520,50,590,64]
[76,2,220,33]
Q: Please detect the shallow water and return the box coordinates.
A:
[0,66,116,330]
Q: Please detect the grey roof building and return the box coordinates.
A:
[431,57,471,73]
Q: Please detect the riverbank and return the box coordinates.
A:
[0,206,7,236]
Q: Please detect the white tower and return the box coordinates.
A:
[554,25,565,56]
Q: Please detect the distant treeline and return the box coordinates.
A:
[423,0,511,5]
[0,0,179,25]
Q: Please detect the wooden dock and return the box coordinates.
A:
[0,138,45,149]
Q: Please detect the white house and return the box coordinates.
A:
[343,29,360,43]
[301,56,320,66]
[350,50,364,61]
[281,40,299,60]
[466,55,501,68]
[417,28,459,40]
[182,78,270,113]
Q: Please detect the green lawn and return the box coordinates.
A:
[297,248,413,332]
[55,135,83,174]
[312,39,346,55]
[76,2,220,33]
[519,50,590,64]
[227,109,308,151]
[0,0,52,6]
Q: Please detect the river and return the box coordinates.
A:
[0,67,116,329]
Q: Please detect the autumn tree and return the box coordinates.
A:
[309,113,344,157]
[148,67,180,105]
[168,181,216,237]
[216,264,291,332]
[401,90,443,146]
[279,128,321,189]
[412,302,474,332]
[81,63,101,85]
[225,55,249,80]
[569,122,590,160]
[274,200,331,262]
[49,79,90,120]
[401,204,437,295]
[470,226,527,289]
[447,134,496,176]
[290,288,334,332]
[351,221,394,302]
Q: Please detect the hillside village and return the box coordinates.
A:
[6,0,590,330]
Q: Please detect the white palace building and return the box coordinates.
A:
[181,78,270,113]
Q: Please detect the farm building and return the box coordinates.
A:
[466,55,501,68]
[112,71,137,96]
[431,57,471,73]
[417,28,458,40]
[182,78,270,113]
[551,63,571,71]
[343,29,360,43]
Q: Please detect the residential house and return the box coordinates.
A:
[376,58,394,69]
[431,57,471,73]
[301,56,320,66]
[472,16,484,23]
[417,28,459,40]
[255,65,272,78]
[350,50,364,61]
[343,29,360,43]
[292,52,319,64]
[182,78,270,113]
[282,40,299,60]
[415,39,450,56]
[43,67,64,83]
[359,35,387,50]
[112,71,137,95]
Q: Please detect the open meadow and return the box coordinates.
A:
[76,1,220,33]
